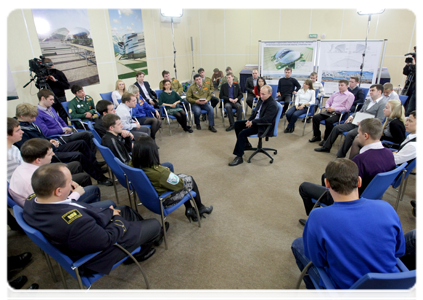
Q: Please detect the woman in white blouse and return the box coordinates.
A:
[284,79,315,133]
[111,79,126,108]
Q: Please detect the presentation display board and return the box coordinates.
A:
[317,40,384,96]
[260,40,318,85]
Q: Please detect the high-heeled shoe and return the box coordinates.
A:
[185,208,198,223]
[199,205,213,218]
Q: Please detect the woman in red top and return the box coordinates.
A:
[254,77,267,99]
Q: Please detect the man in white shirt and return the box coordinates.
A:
[7,118,23,181]
[393,110,416,165]
[304,72,325,123]
[115,92,150,140]
[383,83,400,101]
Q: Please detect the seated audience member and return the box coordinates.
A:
[303,72,324,123]
[349,99,406,158]
[68,85,98,126]
[393,110,416,165]
[33,89,97,153]
[298,118,396,221]
[245,69,259,109]
[111,79,126,108]
[115,92,151,140]
[276,67,301,116]
[400,229,416,271]
[254,77,267,101]
[211,68,223,90]
[159,70,184,95]
[101,114,133,164]
[382,82,400,101]
[9,138,114,208]
[7,118,23,181]
[309,79,354,144]
[228,85,278,167]
[198,68,219,109]
[134,71,159,109]
[348,76,365,113]
[186,74,217,132]
[95,100,134,141]
[158,79,193,133]
[218,66,239,91]
[220,72,243,131]
[131,136,213,222]
[292,158,405,289]
[23,163,162,273]
[314,84,386,156]
[127,84,162,141]
[284,79,315,133]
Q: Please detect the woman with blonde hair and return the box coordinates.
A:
[111,79,126,108]
[349,99,406,158]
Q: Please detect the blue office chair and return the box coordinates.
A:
[114,158,200,250]
[160,103,190,135]
[61,101,93,131]
[220,98,245,126]
[391,158,416,210]
[13,206,149,289]
[155,90,163,99]
[297,257,415,289]
[245,101,283,164]
[87,122,102,144]
[7,181,18,208]
[399,95,408,106]
[99,92,113,102]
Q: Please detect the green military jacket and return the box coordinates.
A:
[218,75,239,90]
[68,95,97,121]
[159,78,183,95]
[142,165,184,197]
[202,77,214,92]
[186,83,212,104]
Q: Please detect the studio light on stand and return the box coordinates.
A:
[161,9,183,79]
[357,9,385,87]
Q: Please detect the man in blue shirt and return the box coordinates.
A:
[291,158,405,289]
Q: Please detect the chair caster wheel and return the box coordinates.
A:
[270,160,273,164]
[274,151,277,154]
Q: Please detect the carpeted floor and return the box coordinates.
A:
[7,96,416,291]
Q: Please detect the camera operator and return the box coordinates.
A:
[403,47,416,116]
[44,58,70,123]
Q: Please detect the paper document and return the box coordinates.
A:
[352,112,374,125]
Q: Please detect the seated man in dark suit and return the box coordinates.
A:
[298,118,396,224]
[101,114,133,164]
[220,72,243,131]
[245,69,259,109]
[229,84,279,166]
[348,76,365,113]
[133,71,159,109]
[23,163,162,275]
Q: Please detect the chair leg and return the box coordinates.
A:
[113,244,150,289]
[43,250,57,282]
[58,265,69,289]
[159,204,168,250]
[188,189,201,228]
[110,170,120,205]
[295,261,314,289]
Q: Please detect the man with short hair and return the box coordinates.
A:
[23,163,162,274]
[220,72,243,131]
[198,68,219,109]
[228,85,278,166]
[9,138,114,208]
[314,84,388,157]
[299,118,396,220]
[292,158,405,289]
[134,71,159,109]
[393,110,416,165]
[7,118,23,181]
[159,70,183,95]
[211,68,223,89]
[309,80,354,144]
[115,92,151,140]
[383,82,400,101]
[94,100,134,140]
[348,76,365,113]
[218,66,239,91]
[245,69,259,109]
[101,114,132,164]
[68,85,98,126]
[186,74,217,132]
[276,67,301,115]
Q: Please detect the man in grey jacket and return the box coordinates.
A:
[314,84,388,157]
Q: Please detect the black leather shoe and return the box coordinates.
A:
[302,118,306,123]
[201,114,206,121]
[318,140,326,146]
[226,125,234,131]
[8,252,32,272]
[14,283,39,300]
[299,219,307,226]
[309,136,322,143]
[314,147,330,153]
[97,178,113,186]
[133,248,156,262]
[209,126,217,133]
[97,161,107,167]
[229,156,243,166]
[284,127,291,133]
[9,276,28,289]
[245,143,253,150]
[100,165,109,173]
[196,124,201,130]
[306,117,312,123]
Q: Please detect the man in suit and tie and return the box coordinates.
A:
[220,73,243,131]
[134,71,159,109]
[229,85,278,166]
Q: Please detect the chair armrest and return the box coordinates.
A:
[316,267,336,289]
[158,191,173,201]
[256,122,273,138]
[71,251,103,269]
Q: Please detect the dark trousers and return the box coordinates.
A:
[246,93,255,108]
[210,96,219,108]
[136,117,162,140]
[322,123,357,151]
[299,182,333,216]
[225,102,242,125]
[405,91,416,116]
[312,113,341,140]
[66,161,92,187]
[62,131,96,154]
[233,120,258,157]
[277,94,292,115]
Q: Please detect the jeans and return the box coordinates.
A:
[191,102,214,126]
[224,102,242,126]
[78,185,101,204]
[286,106,307,129]
[291,237,321,289]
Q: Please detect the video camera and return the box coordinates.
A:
[23,55,54,89]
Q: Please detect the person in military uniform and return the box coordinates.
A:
[198,68,219,109]
[159,70,183,95]
[23,163,162,275]
[186,74,217,132]
[68,85,98,129]
[218,66,240,91]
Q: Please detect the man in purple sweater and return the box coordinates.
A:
[298,118,396,224]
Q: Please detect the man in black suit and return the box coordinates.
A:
[220,73,243,131]
[133,71,159,109]
[229,85,279,166]
[245,69,259,109]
